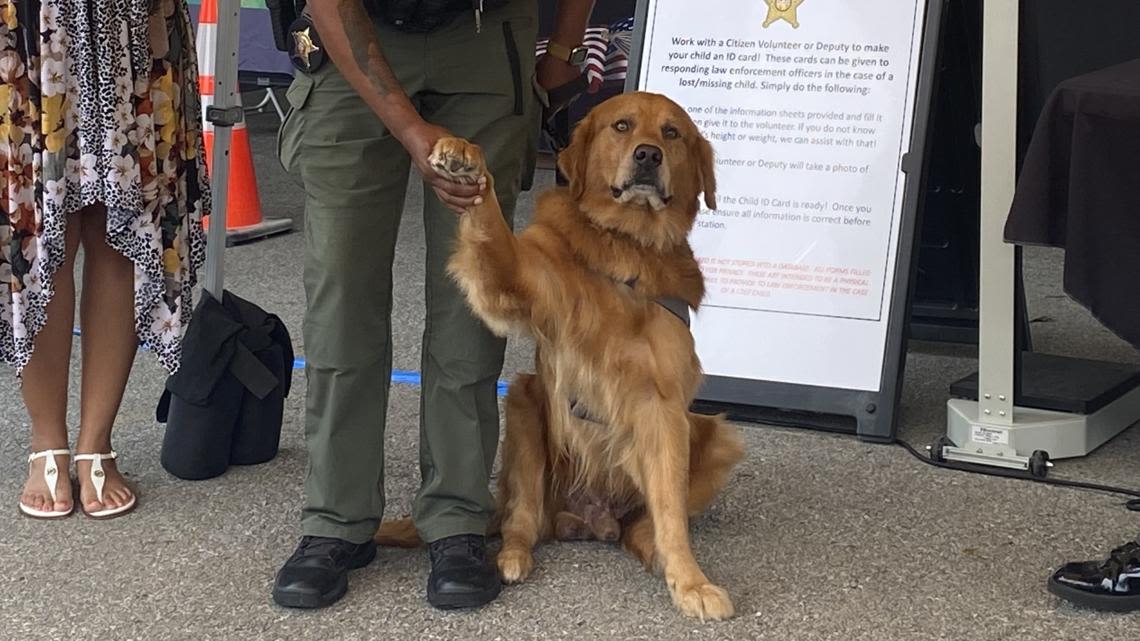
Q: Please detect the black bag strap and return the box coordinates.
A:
[230,343,280,401]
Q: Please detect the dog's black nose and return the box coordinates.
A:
[633,144,663,167]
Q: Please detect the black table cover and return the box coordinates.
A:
[1005,58,1140,350]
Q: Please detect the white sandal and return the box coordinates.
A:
[18,449,75,519]
[74,451,137,519]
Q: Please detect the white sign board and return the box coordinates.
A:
[634,0,930,394]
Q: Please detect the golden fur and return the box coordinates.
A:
[374,91,744,620]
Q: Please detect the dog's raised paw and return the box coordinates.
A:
[671,582,734,621]
[429,137,485,185]
[496,547,534,584]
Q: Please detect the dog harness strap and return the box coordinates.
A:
[569,399,603,423]
[623,277,691,328]
[654,297,691,328]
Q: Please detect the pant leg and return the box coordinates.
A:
[410,0,541,543]
[278,35,425,544]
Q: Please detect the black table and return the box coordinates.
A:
[1004,58,1140,350]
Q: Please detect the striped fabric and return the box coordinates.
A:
[604,17,635,87]
[535,16,635,93]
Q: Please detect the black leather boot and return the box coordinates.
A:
[272,536,377,609]
[426,534,501,610]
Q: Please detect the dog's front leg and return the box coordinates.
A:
[628,404,734,621]
[496,374,549,583]
[430,137,530,334]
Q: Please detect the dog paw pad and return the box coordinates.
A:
[429,137,485,184]
[672,582,735,621]
[496,548,535,584]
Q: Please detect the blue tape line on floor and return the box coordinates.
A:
[75,328,509,396]
[293,356,509,396]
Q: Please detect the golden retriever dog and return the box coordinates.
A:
[375,91,744,620]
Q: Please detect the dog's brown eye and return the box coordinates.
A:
[613,120,631,133]
[662,126,680,140]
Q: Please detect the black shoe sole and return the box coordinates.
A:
[1048,576,1140,613]
[427,580,502,611]
[272,543,377,610]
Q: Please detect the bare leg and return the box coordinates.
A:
[18,214,81,514]
[74,205,137,513]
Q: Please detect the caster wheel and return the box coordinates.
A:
[929,436,953,463]
[1029,450,1050,478]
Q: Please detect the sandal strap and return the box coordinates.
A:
[27,449,70,503]
[73,451,118,462]
[27,448,71,463]
[75,451,118,504]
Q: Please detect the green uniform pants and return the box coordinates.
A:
[277,1,540,545]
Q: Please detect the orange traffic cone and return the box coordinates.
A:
[197,0,292,244]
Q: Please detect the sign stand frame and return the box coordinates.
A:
[624,0,946,442]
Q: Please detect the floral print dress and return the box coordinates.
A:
[0,0,209,375]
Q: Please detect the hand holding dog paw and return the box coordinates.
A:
[403,122,487,214]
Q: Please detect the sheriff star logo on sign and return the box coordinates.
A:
[763,0,804,29]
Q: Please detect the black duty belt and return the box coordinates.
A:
[275,0,512,74]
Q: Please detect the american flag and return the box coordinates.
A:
[535,16,635,93]
[602,17,636,88]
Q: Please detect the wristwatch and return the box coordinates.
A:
[546,40,589,66]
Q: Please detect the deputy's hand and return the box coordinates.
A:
[536,54,582,92]
[536,55,586,124]
[403,122,487,214]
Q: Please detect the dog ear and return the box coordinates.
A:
[557,111,595,200]
[696,135,717,210]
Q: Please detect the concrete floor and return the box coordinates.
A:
[1,108,1138,641]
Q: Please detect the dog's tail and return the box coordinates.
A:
[374,518,424,548]
[374,513,505,547]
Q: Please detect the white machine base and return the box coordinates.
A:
[944,382,1140,471]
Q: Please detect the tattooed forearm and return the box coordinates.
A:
[306,0,422,144]
[335,0,399,97]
